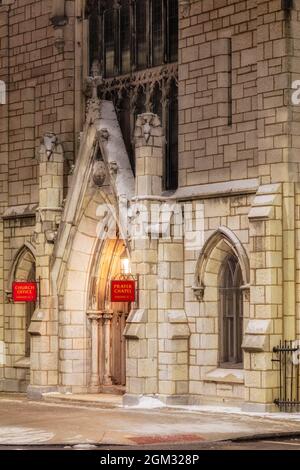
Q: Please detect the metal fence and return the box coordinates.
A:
[272,341,300,412]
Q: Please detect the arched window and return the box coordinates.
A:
[219,255,243,367]
[9,246,36,359]
[87,0,178,190]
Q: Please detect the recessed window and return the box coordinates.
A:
[219,255,243,367]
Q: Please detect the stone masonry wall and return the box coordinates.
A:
[0,0,77,391]
[179,0,258,187]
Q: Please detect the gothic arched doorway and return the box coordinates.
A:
[90,238,132,392]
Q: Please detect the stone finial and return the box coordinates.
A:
[85,60,103,124]
[85,60,103,100]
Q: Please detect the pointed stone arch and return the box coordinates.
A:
[54,188,131,393]
[49,100,134,393]
[191,226,250,391]
[8,243,36,290]
[5,243,37,392]
[193,226,250,301]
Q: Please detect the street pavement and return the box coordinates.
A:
[0,393,300,448]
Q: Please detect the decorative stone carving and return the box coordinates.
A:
[135,113,161,145]
[84,60,103,100]
[192,285,205,302]
[45,229,58,244]
[241,284,250,301]
[179,0,191,18]
[99,63,178,126]
[92,160,107,187]
[109,161,118,176]
[98,128,109,142]
[40,133,58,161]
[142,118,152,143]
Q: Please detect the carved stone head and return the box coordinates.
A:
[41,133,58,160]
[92,160,107,187]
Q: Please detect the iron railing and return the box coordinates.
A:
[272,340,300,412]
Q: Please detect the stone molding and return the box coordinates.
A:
[242,319,272,353]
[193,226,250,301]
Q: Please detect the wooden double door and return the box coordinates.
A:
[110,304,129,386]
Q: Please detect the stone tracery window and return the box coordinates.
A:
[86,0,178,190]
[219,255,243,367]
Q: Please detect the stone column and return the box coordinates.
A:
[87,312,102,393]
[103,312,113,386]
[157,233,190,405]
[244,184,283,412]
[27,134,64,399]
[124,113,163,405]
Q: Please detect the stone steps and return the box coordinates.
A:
[42,393,123,409]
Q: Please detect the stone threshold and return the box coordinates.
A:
[42,392,123,409]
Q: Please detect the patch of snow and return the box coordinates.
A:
[0,427,54,445]
[206,368,244,379]
[169,404,300,422]
[72,444,98,450]
[126,396,166,409]
[245,319,270,334]
[171,179,258,201]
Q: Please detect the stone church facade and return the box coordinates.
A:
[0,0,300,412]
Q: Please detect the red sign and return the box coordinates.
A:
[111,280,136,302]
[12,282,37,302]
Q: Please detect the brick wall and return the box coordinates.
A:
[4,0,76,208]
[179,0,258,187]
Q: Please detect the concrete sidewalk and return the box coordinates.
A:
[0,393,300,446]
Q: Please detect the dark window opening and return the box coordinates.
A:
[219,255,243,367]
[152,0,164,66]
[104,9,115,78]
[136,1,148,70]
[120,5,131,74]
[167,0,179,63]
[88,0,178,190]
[166,78,178,191]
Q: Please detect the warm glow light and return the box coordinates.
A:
[120,249,131,275]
